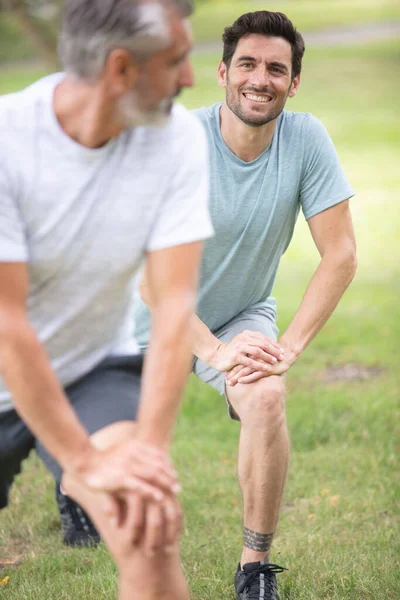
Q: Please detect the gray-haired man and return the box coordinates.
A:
[0,1,212,598]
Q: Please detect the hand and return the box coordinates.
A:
[103,491,183,558]
[72,438,181,503]
[225,346,298,386]
[208,330,284,372]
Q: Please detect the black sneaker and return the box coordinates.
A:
[56,483,101,547]
[235,561,287,600]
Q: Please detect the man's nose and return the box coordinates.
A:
[249,66,270,89]
[179,58,195,89]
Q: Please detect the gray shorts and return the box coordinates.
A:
[193,306,279,420]
[0,355,143,509]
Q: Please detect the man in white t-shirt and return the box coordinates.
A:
[0,1,213,598]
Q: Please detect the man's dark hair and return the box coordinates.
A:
[222,11,305,79]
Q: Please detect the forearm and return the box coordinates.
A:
[191,313,221,364]
[137,293,196,450]
[142,276,219,366]
[280,250,357,358]
[0,323,92,471]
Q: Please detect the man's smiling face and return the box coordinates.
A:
[218,33,300,127]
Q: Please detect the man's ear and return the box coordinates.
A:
[288,74,301,98]
[103,49,139,96]
[217,60,228,89]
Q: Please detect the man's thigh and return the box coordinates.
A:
[0,409,35,509]
[36,355,144,480]
[193,306,279,420]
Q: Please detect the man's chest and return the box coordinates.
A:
[209,159,301,243]
[19,157,163,283]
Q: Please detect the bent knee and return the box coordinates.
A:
[236,376,286,422]
[90,420,137,450]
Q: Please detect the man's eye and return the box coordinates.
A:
[241,63,253,68]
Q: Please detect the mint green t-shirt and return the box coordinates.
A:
[134,103,354,347]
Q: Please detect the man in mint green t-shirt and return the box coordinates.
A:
[136,11,357,599]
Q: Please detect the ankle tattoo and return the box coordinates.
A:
[243,528,274,553]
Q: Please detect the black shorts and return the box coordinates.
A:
[0,355,143,509]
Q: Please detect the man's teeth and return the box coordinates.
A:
[245,94,271,103]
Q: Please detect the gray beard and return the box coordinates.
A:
[116,90,172,129]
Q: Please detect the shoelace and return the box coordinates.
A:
[243,563,288,599]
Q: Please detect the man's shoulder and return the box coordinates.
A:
[0,73,62,136]
[169,102,207,138]
[191,103,218,123]
[280,110,328,138]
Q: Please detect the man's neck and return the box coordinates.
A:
[53,78,123,149]
[219,103,277,163]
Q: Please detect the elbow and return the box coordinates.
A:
[346,247,358,282]
[338,246,358,286]
[322,245,358,286]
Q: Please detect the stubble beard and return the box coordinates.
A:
[226,77,291,128]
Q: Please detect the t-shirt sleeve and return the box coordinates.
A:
[0,163,28,262]
[146,116,213,252]
[300,114,355,221]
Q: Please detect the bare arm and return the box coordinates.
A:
[0,262,178,499]
[280,200,357,357]
[227,200,357,385]
[140,274,283,376]
[0,263,93,471]
[136,241,204,449]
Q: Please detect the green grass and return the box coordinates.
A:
[0,38,399,600]
[192,0,400,43]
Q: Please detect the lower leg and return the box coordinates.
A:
[239,420,289,565]
[118,551,189,600]
[62,422,189,600]
[63,473,188,600]
[229,378,289,566]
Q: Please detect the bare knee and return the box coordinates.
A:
[90,420,137,450]
[233,376,286,425]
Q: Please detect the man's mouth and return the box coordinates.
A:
[242,92,273,104]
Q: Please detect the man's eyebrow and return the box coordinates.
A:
[235,56,289,72]
[269,61,289,71]
[235,55,256,63]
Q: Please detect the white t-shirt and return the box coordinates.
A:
[0,74,213,413]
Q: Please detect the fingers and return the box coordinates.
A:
[144,502,164,557]
[103,492,124,527]
[123,462,180,495]
[86,471,167,503]
[124,494,145,546]
[237,345,274,370]
[163,496,182,548]
[83,440,181,499]
[238,331,284,361]
[236,370,268,385]
[143,497,182,557]
[226,365,252,387]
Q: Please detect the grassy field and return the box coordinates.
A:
[0,33,399,600]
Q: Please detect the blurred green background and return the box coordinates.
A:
[0,1,399,599]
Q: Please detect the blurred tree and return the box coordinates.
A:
[0,0,60,66]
